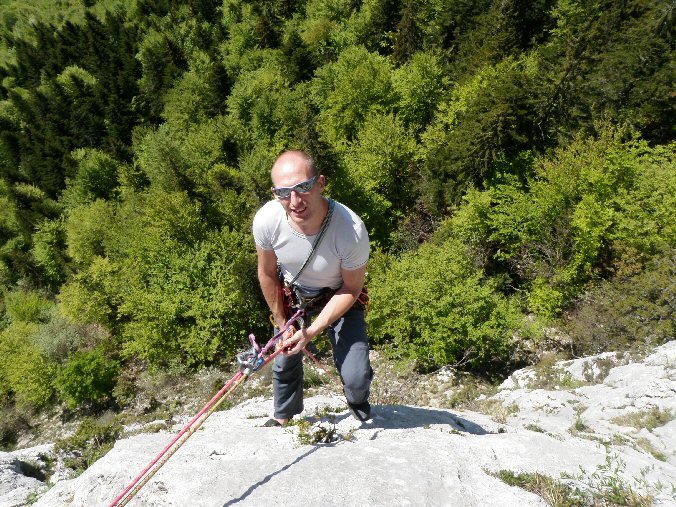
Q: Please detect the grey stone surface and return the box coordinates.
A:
[3,342,676,506]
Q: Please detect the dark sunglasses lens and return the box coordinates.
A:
[273,176,317,198]
[295,180,314,193]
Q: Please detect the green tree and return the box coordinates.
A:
[392,50,447,135]
[311,45,395,147]
[337,112,417,246]
[418,53,542,213]
[367,239,518,372]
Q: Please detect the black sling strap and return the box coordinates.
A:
[287,198,335,287]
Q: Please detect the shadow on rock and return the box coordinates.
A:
[222,446,320,506]
[354,404,488,435]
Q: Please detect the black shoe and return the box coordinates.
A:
[262,418,286,427]
[347,401,371,422]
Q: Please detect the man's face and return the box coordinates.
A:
[271,155,325,228]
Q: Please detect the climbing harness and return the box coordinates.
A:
[108,308,305,507]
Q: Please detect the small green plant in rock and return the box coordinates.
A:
[635,437,667,462]
[562,452,655,506]
[524,423,546,433]
[493,469,582,507]
[17,460,48,482]
[289,407,341,445]
[611,408,674,432]
[54,416,122,475]
[303,366,326,389]
[531,353,586,390]
[571,415,591,434]
[580,356,620,384]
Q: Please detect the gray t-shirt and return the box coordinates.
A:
[252,199,369,293]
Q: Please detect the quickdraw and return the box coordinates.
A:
[108,308,305,507]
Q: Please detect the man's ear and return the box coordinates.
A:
[319,174,327,189]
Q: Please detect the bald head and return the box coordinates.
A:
[271,150,317,185]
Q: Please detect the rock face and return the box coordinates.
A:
[0,444,51,506]
[3,342,676,507]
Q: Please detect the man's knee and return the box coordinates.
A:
[341,354,372,403]
[273,354,303,381]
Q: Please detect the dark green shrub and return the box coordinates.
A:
[54,346,120,408]
[54,416,122,474]
[563,249,676,355]
[0,406,29,451]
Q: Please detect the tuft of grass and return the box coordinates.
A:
[561,453,655,507]
[474,399,519,424]
[611,408,674,432]
[495,457,657,507]
[635,437,667,462]
[524,423,546,433]
[493,469,582,507]
[571,415,591,433]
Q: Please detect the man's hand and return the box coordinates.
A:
[275,325,296,351]
[281,326,318,356]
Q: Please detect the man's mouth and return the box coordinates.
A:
[290,206,307,215]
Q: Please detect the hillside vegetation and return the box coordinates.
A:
[0,0,674,447]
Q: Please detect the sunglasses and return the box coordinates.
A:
[271,175,320,199]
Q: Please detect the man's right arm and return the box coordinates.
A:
[256,245,287,329]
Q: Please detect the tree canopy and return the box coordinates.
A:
[0,0,673,411]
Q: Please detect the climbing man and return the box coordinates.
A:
[252,150,373,426]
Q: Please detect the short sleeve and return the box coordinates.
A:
[252,203,274,250]
[340,219,370,270]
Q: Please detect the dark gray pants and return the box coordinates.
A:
[272,306,373,419]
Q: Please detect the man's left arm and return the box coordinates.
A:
[281,264,366,356]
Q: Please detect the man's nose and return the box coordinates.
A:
[289,190,303,204]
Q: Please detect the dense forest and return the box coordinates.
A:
[0,0,674,438]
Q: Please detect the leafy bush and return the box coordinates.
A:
[367,239,519,372]
[54,416,122,474]
[338,112,417,246]
[62,148,120,206]
[118,227,265,368]
[58,257,119,328]
[563,248,676,356]
[31,218,68,286]
[65,200,115,268]
[0,406,29,450]
[54,345,120,409]
[3,290,52,323]
[31,311,108,363]
[311,45,394,145]
[436,132,676,319]
[0,322,56,408]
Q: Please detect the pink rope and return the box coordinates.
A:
[108,310,304,507]
[108,370,244,507]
